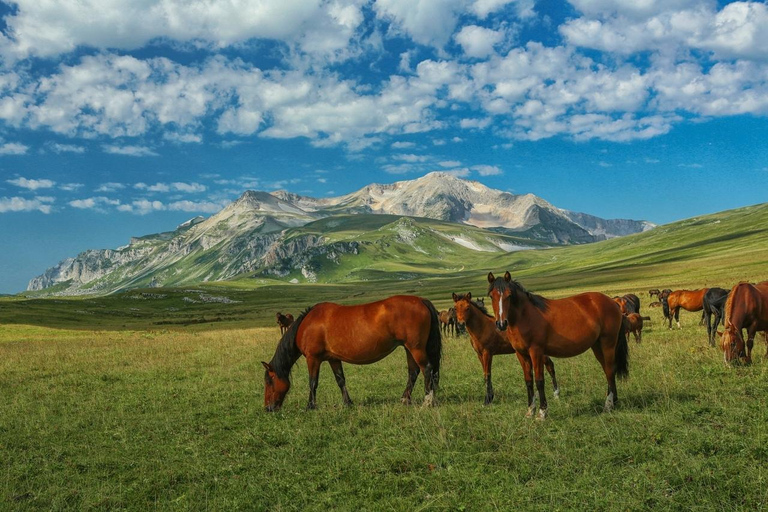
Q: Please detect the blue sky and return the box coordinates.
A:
[1,0,767,293]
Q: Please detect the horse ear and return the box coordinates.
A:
[503,271,512,282]
[487,272,495,283]
[452,292,458,302]
[466,291,472,300]
[261,361,274,373]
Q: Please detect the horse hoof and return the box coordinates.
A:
[422,392,435,408]
[525,407,535,418]
[401,397,411,405]
[536,408,548,421]
[553,389,560,399]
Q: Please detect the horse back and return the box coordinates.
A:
[728,283,768,330]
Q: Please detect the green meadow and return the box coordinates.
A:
[2,203,768,510]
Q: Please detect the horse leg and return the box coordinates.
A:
[544,357,560,399]
[746,326,757,365]
[764,332,768,358]
[515,352,536,418]
[305,357,321,410]
[592,341,618,412]
[712,310,722,348]
[328,360,353,407]
[699,310,706,326]
[530,349,548,420]
[481,351,494,405]
[408,348,435,407]
[401,350,421,405]
[675,308,681,329]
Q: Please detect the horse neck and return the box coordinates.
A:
[463,304,494,340]
[269,334,302,380]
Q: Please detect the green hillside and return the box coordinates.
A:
[4,202,766,329]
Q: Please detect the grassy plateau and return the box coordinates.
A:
[1,203,768,510]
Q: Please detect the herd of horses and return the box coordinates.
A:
[263,273,768,417]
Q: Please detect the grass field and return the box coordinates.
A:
[2,203,768,510]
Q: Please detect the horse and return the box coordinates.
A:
[702,287,729,347]
[623,313,651,343]
[648,301,662,308]
[664,289,708,329]
[276,312,294,335]
[613,294,640,315]
[262,295,442,411]
[648,289,661,299]
[452,292,559,405]
[487,271,629,419]
[438,310,455,337]
[720,282,768,364]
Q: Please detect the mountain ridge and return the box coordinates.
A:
[27,173,653,295]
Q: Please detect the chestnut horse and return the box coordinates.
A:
[487,271,629,419]
[276,312,294,335]
[623,313,651,343]
[438,310,455,337]
[263,295,442,411]
[664,289,708,329]
[702,287,729,347]
[452,292,559,405]
[721,282,768,364]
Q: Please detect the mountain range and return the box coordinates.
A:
[27,172,653,295]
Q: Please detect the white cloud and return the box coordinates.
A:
[103,145,159,157]
[69,196,121,210]
[439,160,462,167]
[0,196,55,214]
[167,200,226,213]
[0,143,29,155]
[95,182,125,192]
[455,25,505,58]
[1,0,366,62]
[392,141,417,149]
[134,182,206,193]
[471,164,502,175]
[6,177,56,190]
[60,183,84,191]
[117,199,165,215]
[49,143,85,154]
[394,153,430,162]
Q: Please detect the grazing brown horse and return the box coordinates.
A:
[648,301,662,308]
[263,295,442,411]
[613,294,640,315]
[452,292,559,405]
[276,312,294,334]
[721,282,768,364]
[623,313,651,343]
[664,289,708,329]
[438,309,456,336]
[487,271,629,419]
[648,289,661,299]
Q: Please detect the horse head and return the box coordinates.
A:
[262,361,291,412]
[487,271,513,331]
[720,323,746,365]
[452,292,472,325]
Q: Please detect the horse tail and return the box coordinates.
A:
[614,319,630,380]
[421,299,443,386]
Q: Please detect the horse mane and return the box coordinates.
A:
[487,278,549,312]
[269,306,313,380]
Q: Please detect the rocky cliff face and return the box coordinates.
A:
[27,173,653,295]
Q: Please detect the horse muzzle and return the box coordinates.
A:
[496,320,508,331]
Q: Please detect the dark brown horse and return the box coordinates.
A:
[452,292,559,405]
[721,282,768,364]
[263,295,442,411]
[664,289,708,329]
[487,271,629,419]
[648,289,661,299]
[276,312,294,335]
[613,294,640,315]
[702,287,729,347]
[623,313,651,343]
